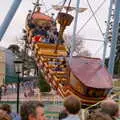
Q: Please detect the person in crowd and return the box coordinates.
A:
[86,99,119,120]
[54,58,61,65]
[47,29,55,43]
[59,110,68,120]
[26,10,32,25]
[62,95,81,120]
[60,59,67,70]
[0,109,12,120]
[54,65,62,71]
[32,26,41,36]
[32,26,47,43]
[61,58,66,65]
[39,27,47,37]
[4,85,7,95]
[1,85,4,96]
[28,19,36,30]
[53,28,58,44]
[20,101,46,120]
[0,86,2,100]
[44,26,50,31]
[43,35,49,43]
[0,104,20,120]
[100,99,119,120]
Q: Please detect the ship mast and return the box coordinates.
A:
[32,0,42,15]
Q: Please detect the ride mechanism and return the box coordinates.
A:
[0,0,114,107]
[23,0,113,107]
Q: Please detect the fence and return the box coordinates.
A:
[0,92,63,120]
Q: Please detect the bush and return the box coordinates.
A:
[38,70,51,92]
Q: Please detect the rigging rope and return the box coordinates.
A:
[66,0,72,13]
[41,0,49,15]
[86,0,104,38]
[81,38,104,42]
[84,89,120,111]
[94,44,104,56]
[59,0,67,13]
[45,0,65,13]
[77,0,106,34]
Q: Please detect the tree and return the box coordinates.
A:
[8,43,37,77]
[111,23,120,76]
[108,22,120,76]
[8,44,20,54]
[105,58,120,77]
[38,70,51,92]
[64,34,91,56]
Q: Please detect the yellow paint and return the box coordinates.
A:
[70,73,85,94]
[0,50,5,86]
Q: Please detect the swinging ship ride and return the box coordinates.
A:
[24,0,112,106]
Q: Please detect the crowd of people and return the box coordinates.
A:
[0,95,120,120]
[47,57,67,72]
[30,23,59,45]
[0,80,38,100]
[26,7,63,45]
[86,98,120,120]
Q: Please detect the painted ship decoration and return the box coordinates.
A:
[24,0,112,106]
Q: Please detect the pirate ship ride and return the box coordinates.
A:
[24,0,112,106]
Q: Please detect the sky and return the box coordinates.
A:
[0,0,111,58]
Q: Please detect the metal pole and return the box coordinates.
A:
[17,74,20,113]
[32,0,40,16]
[108,0,120,76]
[103,0,114,65]
[69,0,81,65]
[0,0,22,41]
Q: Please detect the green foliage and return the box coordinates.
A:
[105,58,109,67]
[105,58,120,75]
[8,44,20,54]
[38,70,51,92]
[114,60,120,76]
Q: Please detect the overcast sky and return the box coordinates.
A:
[0,0,110,58]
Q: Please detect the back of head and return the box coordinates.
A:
[0,110,11,120]
[86,109,113,120]
[100,99,119,117]
[64,95,81,114]
[20,101,44,120]
[0,104,11,114]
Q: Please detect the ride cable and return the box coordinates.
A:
[86,0,104,39]
[77,0,106,35]
[45,0,65,13]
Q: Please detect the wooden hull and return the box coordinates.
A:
[33,47,110,106]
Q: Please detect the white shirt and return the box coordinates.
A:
[62,114,80,120]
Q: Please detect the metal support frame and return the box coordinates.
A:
[0,0,22,41]
[69,0,80,65]
[108,0,120,76]
[17,74,20,113]
[103,0,114,65]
